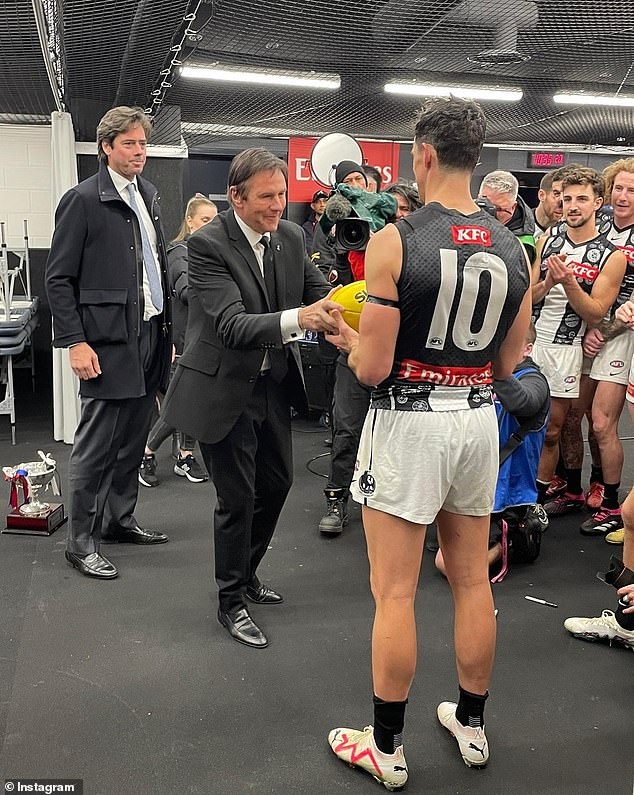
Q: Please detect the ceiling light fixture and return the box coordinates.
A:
[384,82,522,101]
[553,93,634,108]
[181,65,340,90]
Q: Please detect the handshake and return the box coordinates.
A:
[298,288,344,335]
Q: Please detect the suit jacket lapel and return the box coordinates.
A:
[225,209,270,310]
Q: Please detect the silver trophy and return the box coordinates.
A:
[3,450,61,517]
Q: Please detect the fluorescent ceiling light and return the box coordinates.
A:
[181,65,340,90]
[553,93,634,108]
[385,82,522,102]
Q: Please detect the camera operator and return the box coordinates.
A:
[314,162,398,534]
[479,170,537,264]
[310,161,367,284]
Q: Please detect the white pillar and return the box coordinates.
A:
[50,111,81,443]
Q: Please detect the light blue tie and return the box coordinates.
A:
[126,183,163,312]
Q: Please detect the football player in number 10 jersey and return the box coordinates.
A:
[323,96,532,790]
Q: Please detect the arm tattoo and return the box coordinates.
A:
[597,316,628,341]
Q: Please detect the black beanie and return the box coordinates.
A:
[335,160,367,186]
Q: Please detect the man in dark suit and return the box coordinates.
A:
[162,148,341,648]
[46,106,172,580]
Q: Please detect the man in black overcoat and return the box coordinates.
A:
[46,106,172,579]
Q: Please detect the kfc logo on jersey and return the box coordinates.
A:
[616,246,634,263]
[452,226,491,246]
[569,261,600,282]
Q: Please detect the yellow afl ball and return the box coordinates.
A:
[334,280,367,331]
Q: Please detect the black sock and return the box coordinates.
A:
[455,686,488,729]
[615,598,634,631]
[602,482,620,510]
[565,468,582,495]
[590,465,603,485]
[373,695,407,753]
[536,480,549,504]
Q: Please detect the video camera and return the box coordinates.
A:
[323,191,371,252]
[321,185,397,252]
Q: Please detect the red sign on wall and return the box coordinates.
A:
[287,137,401,203]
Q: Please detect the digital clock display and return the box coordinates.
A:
[527,152,566,168]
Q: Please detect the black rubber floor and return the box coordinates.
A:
[0,380,632,794]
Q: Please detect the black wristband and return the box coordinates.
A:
[367,295,399,308]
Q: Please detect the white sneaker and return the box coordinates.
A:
[564,609,634,650]
[328,725,408,791]
[437,702,489,768]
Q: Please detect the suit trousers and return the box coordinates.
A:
[327,356,371,492]
[199,374,293,613]
[66,318,162,555]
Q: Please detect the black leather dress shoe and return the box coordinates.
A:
[246,581,284,605]
[65,550,118,579]
[101,526,169,545]
[218,607,268,648]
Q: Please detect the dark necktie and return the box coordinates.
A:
[259,236,278,311]
[259,236,287,382]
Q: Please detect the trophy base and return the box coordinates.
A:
[19,501,51,517]
[3,503,67,536]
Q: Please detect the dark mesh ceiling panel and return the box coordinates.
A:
[166,0,634,148]
[62,0,190,138]
[0,0,56,122]
[2,0,634,147]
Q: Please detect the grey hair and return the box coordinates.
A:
[479,170,519,201]
[96,106,152,163]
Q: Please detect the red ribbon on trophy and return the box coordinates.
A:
[6,468,29,510]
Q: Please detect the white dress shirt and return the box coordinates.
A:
[233,214,304,351]
[108,166,162,321]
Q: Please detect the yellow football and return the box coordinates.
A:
[333,280,367,331]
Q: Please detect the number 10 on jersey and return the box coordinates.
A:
[426,250,509,352]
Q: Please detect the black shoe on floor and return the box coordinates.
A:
[174,453,208,483]
[319,488,348,535]
[246,580,284,604]
[65,550,118,579]
[138,453,159,488]
[102,525,169,545]
[218,607,268,648]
